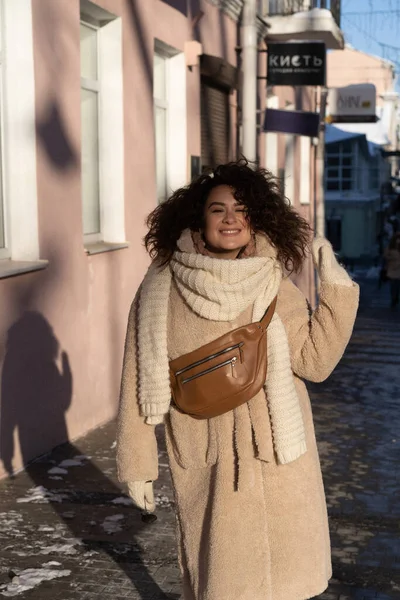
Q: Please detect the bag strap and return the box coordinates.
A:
[259,296,277,331]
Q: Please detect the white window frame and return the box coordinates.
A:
[153,51,169,204]
[0,0,39,262]
[153,40,187,204]
[80,0,125,249]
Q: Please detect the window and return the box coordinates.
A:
[153,53,168,203]
[80,22,100,239]
[153,41,187,203]
[325,141,354,192]
[79,1,125,249]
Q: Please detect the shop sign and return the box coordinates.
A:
[327,84,377,123]
[267,42,326,86]
[263,108,320,137]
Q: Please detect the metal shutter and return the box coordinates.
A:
[201,78,230,171]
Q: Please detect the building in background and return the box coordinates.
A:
[325,46,400,263]
[259,0,344,295]
[324,127,390,263]
[328,45,396,102]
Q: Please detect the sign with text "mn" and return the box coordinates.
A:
[327,84,377,123]
[267,42,326,87]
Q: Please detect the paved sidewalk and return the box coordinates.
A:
[0,278,399,599]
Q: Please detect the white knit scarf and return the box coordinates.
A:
[137,231,307,464]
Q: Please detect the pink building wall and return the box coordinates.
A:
[327,47,395,105]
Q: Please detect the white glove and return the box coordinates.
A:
[127,480,155,513]
[312,237,353,287]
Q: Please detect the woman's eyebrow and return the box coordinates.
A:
[207,201,226,208]
[207,201,244,209]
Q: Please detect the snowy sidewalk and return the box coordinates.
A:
[0,424,180,599]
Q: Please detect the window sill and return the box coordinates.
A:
[0,259,49,280]
[84,241,130,256]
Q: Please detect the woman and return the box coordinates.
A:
[117,160,359,600]
[384,232,400,308]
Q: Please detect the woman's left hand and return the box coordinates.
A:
[312,237,353,287]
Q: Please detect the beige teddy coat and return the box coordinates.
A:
[117,276,359,600]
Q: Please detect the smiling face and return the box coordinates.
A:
[202,185,252,259]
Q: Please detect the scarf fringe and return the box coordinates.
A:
[276,441,308,465]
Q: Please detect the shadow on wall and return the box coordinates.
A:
[126,0,154,92]
[33,0,79,171]
[36,101,78,171]
[160,0,188,15]
[0,311,176,599]
[0,312,72,476]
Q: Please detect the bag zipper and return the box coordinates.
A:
[182,356,237,385]
[175,342,243,377]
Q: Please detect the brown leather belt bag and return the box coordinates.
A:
[169,297,277,419]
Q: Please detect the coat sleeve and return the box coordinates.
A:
[276,278,360,383]
[116,293,159,483]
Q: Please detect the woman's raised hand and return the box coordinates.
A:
[312,237,353,287]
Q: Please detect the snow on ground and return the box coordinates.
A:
[46,455,90,476]
[0,512,24,533]
[58,458,85,468]
[111,496,133,506]
[38,538,83,555]
[155,493,172,507]
[47,467,68,475]
[16,486,69,504]
[0,568,70,597]
[101,514,124,534]
[38,525,55,532]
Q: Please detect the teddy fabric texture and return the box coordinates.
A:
[312,237,353,286]
[117,237,359,600]
[137,230,307,465]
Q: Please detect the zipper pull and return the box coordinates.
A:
[231,356,237,378]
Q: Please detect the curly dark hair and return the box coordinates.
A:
[144,159,312,272]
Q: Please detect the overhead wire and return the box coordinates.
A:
[342,11,400,74]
